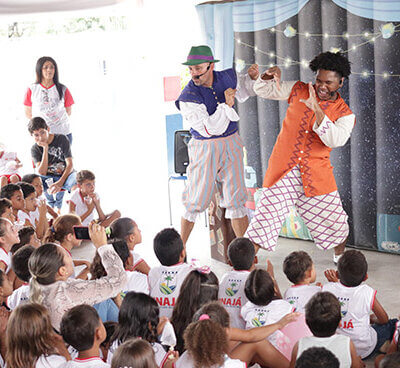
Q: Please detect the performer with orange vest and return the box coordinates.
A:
[245,52,355,263]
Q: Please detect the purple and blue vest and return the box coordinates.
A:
[175,68,238,140]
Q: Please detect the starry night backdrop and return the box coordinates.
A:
[232,0,400,251]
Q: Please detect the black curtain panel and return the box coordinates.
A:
[233,0,400,251]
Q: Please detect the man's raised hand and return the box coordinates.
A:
[224,88,236,108]
[300,82,318,111]
[248,64,259,80]
[261,66,281,90]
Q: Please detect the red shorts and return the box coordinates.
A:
[0,174,21,183]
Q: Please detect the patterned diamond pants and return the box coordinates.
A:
[245,165,349,251]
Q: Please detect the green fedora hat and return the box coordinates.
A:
[182,45,220,65]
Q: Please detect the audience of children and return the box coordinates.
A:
[0,137,399,368]
[109,217,150,274]
[69,170,120,228]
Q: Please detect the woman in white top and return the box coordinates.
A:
[5,303,70,368]
[28,223,127,331]
[24,57,74,143]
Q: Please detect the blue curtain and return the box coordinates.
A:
[196,0,400,252]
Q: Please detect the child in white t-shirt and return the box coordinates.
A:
[60,304,110,367]
[241,268,293,350]
[7,245,34,310]
[323,250,397,359]
[289,291,361,368]
[283,251,321,313]
[106,292,177,367]
[148,228,191,319]
[109,217,151,275]
[219,237,256,329]
[17,182,38,228]
[5,303,70,368]
[0,143,22,189]
[69,170,120,227]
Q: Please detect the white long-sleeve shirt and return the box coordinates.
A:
[253,78,355,148]
[180,73,256,138]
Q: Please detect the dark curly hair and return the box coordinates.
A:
[184,319,228,368]
[309,52,351,79]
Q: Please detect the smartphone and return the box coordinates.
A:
[73,226,90,240]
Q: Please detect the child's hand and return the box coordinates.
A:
[315,282,323,288]
[266,259,275,279]
[89,222,107,248]
[164,350,179,368]
[277,312,301,329]
[324,269,339,283]
[0,307,10,335]
[157,316,169,335]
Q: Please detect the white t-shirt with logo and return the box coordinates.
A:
[60,357,109,368]
[219,270,250,329]
[148,263,192,318]
[107,340,168,367]
[283,284,321,313]
[322,282,377,358]
[7,283,30,310]
[24,83,74,135]
[241,299,293,348]
[35,354,67,368]
[69,189,98,226]
[297,334,352,367]
[0,247,11,273]
[0,151,20,176]
[124,270,149,294]
[175,351,246,368]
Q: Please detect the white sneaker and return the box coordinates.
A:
[333,253,343,265]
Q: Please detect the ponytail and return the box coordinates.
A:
[43,214,80,244]
[28,243,65,304]
[171,270,219,354]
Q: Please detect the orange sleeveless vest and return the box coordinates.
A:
[263,81,353,197]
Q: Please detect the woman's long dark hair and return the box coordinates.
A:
[35,56,65,100]
[111,292,159,345]
[171,270,219,354]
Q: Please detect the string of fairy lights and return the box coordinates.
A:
[234,22,400,78]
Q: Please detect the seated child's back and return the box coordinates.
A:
[219,237,255,329]
[241,268,293,349]
[323,250,396,359]
[290,291,360,368]
[148,228,191,318]
[283,251,321,313]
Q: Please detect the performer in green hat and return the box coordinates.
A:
[175,45,259,245]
